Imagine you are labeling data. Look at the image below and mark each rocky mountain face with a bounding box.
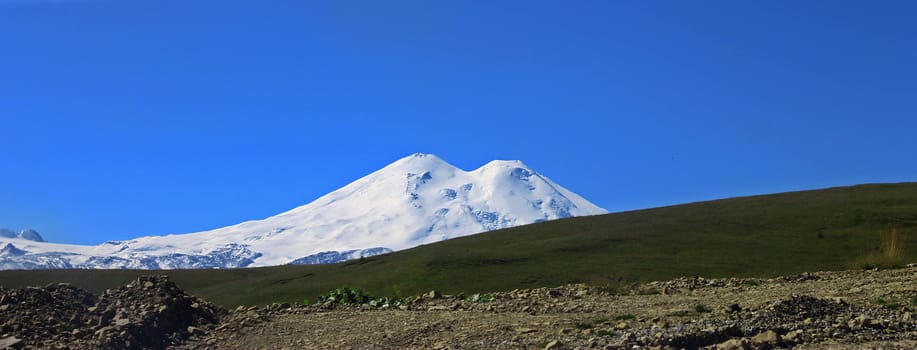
[0,154,606,269]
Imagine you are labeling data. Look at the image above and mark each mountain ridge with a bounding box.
[0,153,606,269]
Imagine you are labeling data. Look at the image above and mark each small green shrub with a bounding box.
[316,287,374,305]
[468,293,494,303]
[694,304,712,313]
[368,296,404,308]
[742,280,761,287]
[593,318,610,324]
[574,322,593,330]
[314,287,404,308]
[614,314,636,321]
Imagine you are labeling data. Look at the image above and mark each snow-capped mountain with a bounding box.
[0,229,44,242]
[0,153,607,269]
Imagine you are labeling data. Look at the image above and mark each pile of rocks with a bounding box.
[0,283,96,348]
[616,294,916,348]
[388,285,600,315]
[0,276,223,349]
[644,276,767,294]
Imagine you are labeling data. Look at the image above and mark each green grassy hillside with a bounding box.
[1,183,915,307]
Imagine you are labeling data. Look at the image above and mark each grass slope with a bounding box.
[1,183,915,307]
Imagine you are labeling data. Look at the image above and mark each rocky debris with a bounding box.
[3,267,916,349]
[0,336,22,349]
[0,282,96,347]
[89,276,223,349]
[608,294,917,349]
[177,266,915,350]
[543,339,562,349]
[725,303,743,313]
[779,272,821,282]
[0,275,223,349]
[384,284,599,315]
[424,290,442,299]
[645,276,765,295]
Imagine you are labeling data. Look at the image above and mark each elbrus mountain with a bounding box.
[0,154,606,269]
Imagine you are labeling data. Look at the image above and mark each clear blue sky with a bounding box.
[2,0,915,245]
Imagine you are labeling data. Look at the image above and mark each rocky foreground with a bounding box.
[1,267,915,350]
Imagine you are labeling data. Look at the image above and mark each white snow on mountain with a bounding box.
[0,229,44,242]
[0,153,607,269]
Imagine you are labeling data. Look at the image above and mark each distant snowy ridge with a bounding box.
[288,247,392,265]
[0,153,607,270]
[0,229,44,242]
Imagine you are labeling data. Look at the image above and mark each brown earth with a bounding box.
[176,266,916,350]
[1,266,915,350]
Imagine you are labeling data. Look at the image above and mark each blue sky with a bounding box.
[2,0,915,245]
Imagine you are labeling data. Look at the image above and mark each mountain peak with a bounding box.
[389,154,533,174]
[0,228,44,242]
[0,154,607,269]
[19,229,45,242]
[408,152,436,158]
[479,159,530,170]
[382,153,459,174]
[392,153,446,165]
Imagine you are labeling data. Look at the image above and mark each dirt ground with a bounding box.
[176,266,916,350]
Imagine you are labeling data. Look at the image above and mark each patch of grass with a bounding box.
[593,318,610,325]
[390,284,403,298]
[669,304,712,317]
[874,298,902,310]
[742,279,761,287]
[596,330,617,337]
[668,310,693,317]
[856,225,908,269]
[614,314,636,321]
[0,183,915,307]
[574,322,594,330]
[694,304,713,314]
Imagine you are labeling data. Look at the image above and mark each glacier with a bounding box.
[0,153,607,269]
